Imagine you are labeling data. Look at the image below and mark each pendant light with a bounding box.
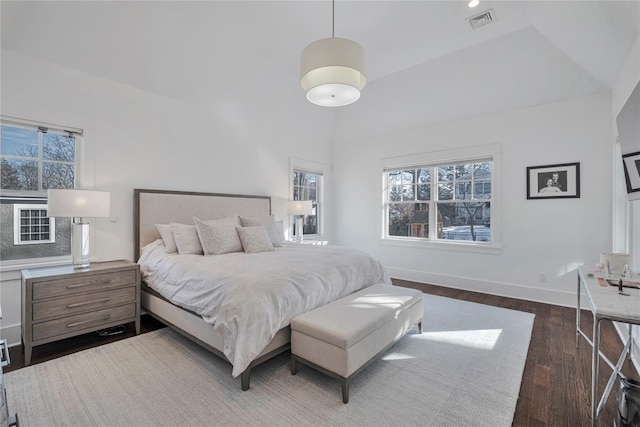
[300,0,366,107]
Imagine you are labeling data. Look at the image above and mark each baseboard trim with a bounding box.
[1,324,21,348]
[387,266,581,308]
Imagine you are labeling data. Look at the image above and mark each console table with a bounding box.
[576,266,640,426]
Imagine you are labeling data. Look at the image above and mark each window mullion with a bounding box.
[429,166,437,240]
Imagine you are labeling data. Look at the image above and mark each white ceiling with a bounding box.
[1,1,639,112]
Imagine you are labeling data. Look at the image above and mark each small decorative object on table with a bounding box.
[600,252,631,276]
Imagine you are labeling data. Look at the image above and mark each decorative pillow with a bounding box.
[170,223,203,255]
[236,226,275,254]
[194,214,241,228]
[240,216,284,247]
[194,217,243,255]
[239,215,274,227]
[155,223,177,253]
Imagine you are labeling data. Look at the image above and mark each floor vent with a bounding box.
[467,8,496,29]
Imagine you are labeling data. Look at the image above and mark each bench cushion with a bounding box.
[291,284,422,349]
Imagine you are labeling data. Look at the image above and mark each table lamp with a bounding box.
[287,200,313,243]
[47,189,111,268]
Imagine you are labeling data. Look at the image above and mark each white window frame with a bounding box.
[380,143,502,254]
[289,157,327,239]
[13,203,56,245]
[1,116,82,197]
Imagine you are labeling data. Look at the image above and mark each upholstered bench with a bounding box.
[290,284,423,403]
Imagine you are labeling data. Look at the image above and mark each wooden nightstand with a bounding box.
[21,260,140,366]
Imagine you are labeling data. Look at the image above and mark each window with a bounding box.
[382,144,500,250]
[1,121,78,195]
[0,117,81,261]
[292,169,321,236]
[13,204,56,244]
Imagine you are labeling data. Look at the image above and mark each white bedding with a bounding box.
[138,240,390,377]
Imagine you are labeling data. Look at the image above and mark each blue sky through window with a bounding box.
[1,125,38,157]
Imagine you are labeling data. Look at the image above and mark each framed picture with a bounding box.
[622,151,640,194]
[526,162,580,199]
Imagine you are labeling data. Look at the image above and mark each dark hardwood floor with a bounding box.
[6,279,635,426]
[394,279,635,427]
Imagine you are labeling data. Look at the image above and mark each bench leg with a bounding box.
[241,367,251,391]
[342,378,349,404]
[291,356,298,375]
[418,321,423,334]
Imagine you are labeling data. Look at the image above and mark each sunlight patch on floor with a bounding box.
[414,329,502,350]
[381,352,415,361]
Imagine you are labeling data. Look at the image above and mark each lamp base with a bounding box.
[72,221,90,268]
[295,216,304,243]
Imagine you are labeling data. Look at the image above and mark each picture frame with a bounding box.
[622,151,640,194]
[526,162,580,199]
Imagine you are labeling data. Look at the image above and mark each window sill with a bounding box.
[0,255,72,273]
[379,237,502,254]
[285,239,328,246]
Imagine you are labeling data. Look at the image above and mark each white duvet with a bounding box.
[138,240,390,377]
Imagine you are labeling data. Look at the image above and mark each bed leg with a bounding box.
[240,368,251,391]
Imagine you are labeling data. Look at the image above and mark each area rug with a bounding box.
[5,294,534,426]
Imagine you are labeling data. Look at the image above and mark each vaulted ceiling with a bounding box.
[2,1,639,114]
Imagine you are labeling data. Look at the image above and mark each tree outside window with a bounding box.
[292,169,320,236]
[385,161,492,244]
[1,125,76,193]
[1,120,79,261]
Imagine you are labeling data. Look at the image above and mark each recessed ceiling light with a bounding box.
[469,0,480,8]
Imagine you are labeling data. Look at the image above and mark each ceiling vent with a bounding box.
[467,8,496,29]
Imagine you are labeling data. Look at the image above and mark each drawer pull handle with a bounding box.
[67,298,112,308]
[0,338,10,368]
[67,280,111,289]
[67,315,111,328]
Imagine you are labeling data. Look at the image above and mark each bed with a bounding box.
[134,188,389,390]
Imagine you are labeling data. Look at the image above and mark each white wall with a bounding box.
[331,91,612,307]
[0,49,335,344]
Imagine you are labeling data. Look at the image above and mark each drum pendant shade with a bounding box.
[300,37,366,107]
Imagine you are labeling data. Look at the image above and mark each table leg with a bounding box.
[592,315,601,427]
[577,272,581,348]
[629,324,634,362]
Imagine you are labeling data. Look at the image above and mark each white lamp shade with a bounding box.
[287,200,313,216]
[47,189,111,218]
[300,37,366,107]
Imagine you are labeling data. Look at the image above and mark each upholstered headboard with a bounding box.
[133,189,271,260]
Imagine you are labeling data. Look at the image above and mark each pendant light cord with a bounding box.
[332,0,335,38]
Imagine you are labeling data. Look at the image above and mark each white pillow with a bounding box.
[155,223,177,253]
[237,226,275,254]
[194,217,243,255]
[240,216,284,247]
[170,223,203,255]
[266,221,285,247]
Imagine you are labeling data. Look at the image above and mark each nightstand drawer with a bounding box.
[32,270,137,300]
[32,286,137,322]
[32,303,136,341]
